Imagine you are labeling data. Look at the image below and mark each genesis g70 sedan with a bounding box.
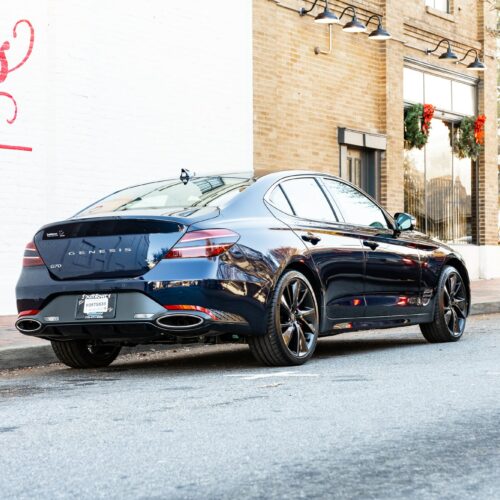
[15,170,470,368]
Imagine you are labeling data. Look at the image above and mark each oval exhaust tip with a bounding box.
[16,318,43,334]
[156,314,204,329]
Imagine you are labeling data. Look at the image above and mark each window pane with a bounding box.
[434,0,448,12]
[452,81,476,115]
[404,68,424,103]
[425,0,448,11]
[425,74,452,111]
[453,153,473,244]
[268,186,293,215]
[425,119,453,243]
[404,148,426,232]
[323,180,388,229]
[281,178,336,222]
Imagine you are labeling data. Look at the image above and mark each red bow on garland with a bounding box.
[474,114,486,145]
[421,104,435,135]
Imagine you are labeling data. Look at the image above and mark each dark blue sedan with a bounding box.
[15,170,470,368]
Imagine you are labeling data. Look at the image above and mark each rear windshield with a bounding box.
[77,176,253,216]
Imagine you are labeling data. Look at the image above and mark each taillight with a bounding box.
[23,241,44,267]
[165,229,240,259]
[18,309,40,317]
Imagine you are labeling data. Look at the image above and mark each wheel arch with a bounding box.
[444,256,471,314]
[280,260,324,316]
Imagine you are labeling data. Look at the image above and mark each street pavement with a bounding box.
[0,314,499,499]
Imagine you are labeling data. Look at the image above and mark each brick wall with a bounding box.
[254,0,498,239]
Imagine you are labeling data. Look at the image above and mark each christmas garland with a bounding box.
[453,114,486,160]
[404,104,435,150]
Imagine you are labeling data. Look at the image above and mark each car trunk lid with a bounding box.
[34,208,218,280]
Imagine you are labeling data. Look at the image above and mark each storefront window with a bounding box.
[404,119,475,244]
[404,66,477,245]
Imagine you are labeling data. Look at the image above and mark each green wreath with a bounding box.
[453,116,483,160]
[404,104,432,150]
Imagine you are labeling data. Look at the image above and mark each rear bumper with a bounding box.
[15,292,252,342]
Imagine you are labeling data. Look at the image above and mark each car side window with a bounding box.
[323,179,388,229]
[268,185,294,215]
[280,178,337,222]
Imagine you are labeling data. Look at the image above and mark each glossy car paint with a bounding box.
[15,171,470,344]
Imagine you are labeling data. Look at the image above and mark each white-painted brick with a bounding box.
[0,0,254,314]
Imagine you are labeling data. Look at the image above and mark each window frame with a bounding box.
[318,176,394,230]
[265,174,395,230]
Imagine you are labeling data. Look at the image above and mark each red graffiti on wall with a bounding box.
[0,19,34,151]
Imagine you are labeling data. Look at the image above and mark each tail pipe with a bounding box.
[16,318,43,334]
[156,314,205,330]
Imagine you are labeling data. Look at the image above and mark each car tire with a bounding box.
[51,340,122,369]
[249,270,320,366]
[420,265,468,343]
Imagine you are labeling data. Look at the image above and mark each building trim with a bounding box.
[404,56,479,85]
[338,128,387,151]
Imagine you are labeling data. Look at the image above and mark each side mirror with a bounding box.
[394,212,416,232]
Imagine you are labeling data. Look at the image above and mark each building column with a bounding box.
[477,0,498,245]
[380,0,405,215]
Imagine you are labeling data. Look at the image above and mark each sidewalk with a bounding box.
[1,279,499,370]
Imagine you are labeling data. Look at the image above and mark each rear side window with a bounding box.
[323,179,388,229]
[268,186,294,215]
[280,178,337,222]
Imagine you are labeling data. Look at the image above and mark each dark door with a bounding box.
[321,178,422,318]
[272,177,365,320]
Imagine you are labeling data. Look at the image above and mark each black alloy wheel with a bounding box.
[420,266,468,343]
[249,270,320,366]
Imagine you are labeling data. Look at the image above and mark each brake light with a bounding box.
[165,229,240,259]
[164,305,217,320]
[18,309,40,317]
[23,241,44,267]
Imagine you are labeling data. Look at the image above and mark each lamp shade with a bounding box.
[368,25,392,40]
[439,47,458,61]
[343,16,366,33]
[315,8,340,24]
[467,56,486,71]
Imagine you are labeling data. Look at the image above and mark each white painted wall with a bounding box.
[0,0,253,314]
[452,245,500,281]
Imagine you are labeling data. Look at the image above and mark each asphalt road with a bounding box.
[1,314,499,500]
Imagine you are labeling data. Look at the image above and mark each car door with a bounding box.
[269,176,365,320]
[321,178,423,318]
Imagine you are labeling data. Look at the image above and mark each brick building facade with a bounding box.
[254,0,498,278]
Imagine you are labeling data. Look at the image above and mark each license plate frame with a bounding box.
[75,293,117,320]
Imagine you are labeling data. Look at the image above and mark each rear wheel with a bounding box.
[249,270,320,366]
[51,340,122,368]
[420,266,468,343]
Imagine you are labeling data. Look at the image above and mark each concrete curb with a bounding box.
[0,344,179,371]
[470,302,500,316]
[1,304,499,371]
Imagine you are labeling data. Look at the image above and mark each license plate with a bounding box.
[76,294,117,320]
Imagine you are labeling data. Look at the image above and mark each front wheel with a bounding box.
[249,270,320,366]
[420,266,468,343]
[51,340,122,369]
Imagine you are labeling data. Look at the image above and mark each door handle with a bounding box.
[363,240,379,250]
[302,233,321,245]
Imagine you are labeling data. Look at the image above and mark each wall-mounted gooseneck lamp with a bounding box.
[366,15,392,41]
[458,48,486,72]
[299,0,339,24]
[299,1,391,55]
[340,6,366,33]
[426,39,486,71]
[426,38,458,61]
